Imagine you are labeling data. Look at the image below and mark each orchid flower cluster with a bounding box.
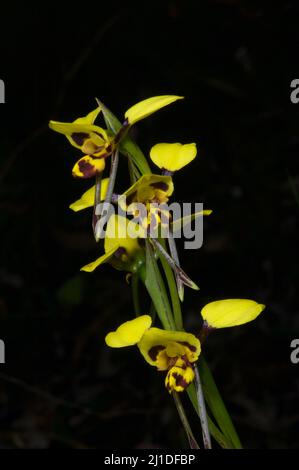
[49,96,265,449]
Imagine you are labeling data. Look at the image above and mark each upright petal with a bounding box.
[201,299,265,329]
[124,95,183,125]
[150,143,197,172]
[105,315,152,348]
[74,107,102,126]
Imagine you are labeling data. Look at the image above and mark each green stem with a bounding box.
[150,237,199,292]
[138,242,175,330]
[92,172,102,240]
[98,99,151,176]
[168,232,184,302]
[173,392,200,449]
[131,274,141,316]
[187,382,233,449]
[194,366,212,449]
[159,238,183,330]
[103,149,119,208]
[198,357,242,449]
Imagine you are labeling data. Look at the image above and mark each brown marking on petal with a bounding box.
[168,357,179,368]
[148,345,165,361]
[71,132,89,146]
[178,358,188,369]
[92,146,105,157]
[172,372,189,389]
[77,159,96,178]
[179,341,197,352]
[150,182,169,192]
[94,131,106,140]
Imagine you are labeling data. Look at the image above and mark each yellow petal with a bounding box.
[165,364,195,393]
[80,247,118,272]
[201,299,265,329]
[123,174,174,203]
[150,143,197,172]
[49,121,88,149]
[69,178,109,212]
[49,107,109,151]
[74,107,102,126]
[138,328,201,367]
[171,209,213,234]
[105,315,152,348]
[104,215,142,257]
[72,155,105,179]
[124,95,183,125]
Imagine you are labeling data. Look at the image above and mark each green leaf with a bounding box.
[158,238,183,330]
[187,382,234,449]
[120,136,151,176]
[97,99,151,176]
[138,240,175,331]
[198,357,242,449]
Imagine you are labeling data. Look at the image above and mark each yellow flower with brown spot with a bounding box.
[120,174,174,232]
[105,316,201,393]
[81,214,144,273]
[49,96,183,178]
[49,107,114,178]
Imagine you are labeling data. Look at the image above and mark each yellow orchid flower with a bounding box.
[69,178,110,212]
[201,299,265,329]
[81,215,144,273]
[49,107,114,178]
[119,173,201,297]
[105,315,201,393]
[120,174,174,231]
[150,143,197,172]
[123,174,174,203]
[49,96,183,178]
[124,95,183,125]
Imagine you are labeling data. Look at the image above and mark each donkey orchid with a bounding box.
[105,315,201,393]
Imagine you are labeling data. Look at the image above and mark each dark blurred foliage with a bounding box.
[0,0,299,449]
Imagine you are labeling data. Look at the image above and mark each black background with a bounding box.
[0,1,298,449]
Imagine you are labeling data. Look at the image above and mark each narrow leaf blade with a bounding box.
[198,357,242,449]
